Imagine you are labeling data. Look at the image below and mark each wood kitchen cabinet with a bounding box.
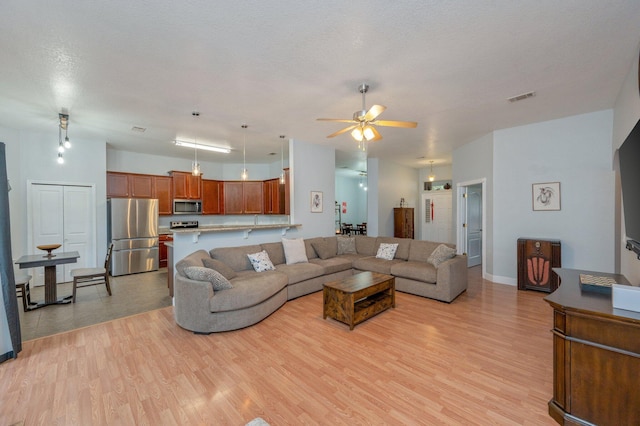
[129,174,153,198]
[171,171,202,200]
[153,176,173,215]
[394,208,414,238]
[284,168,290,215]
[158,234,173,268]
[107,172,130,198]
[202,179,224,214]
[263,178,284,214]
[224,181,263,214]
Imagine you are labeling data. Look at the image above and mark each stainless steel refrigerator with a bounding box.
[107,198,159,276]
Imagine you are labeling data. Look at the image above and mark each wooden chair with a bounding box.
[357,223,367,236]
[70,243,113,303]
[15,274,36,312]
[341,223,353,236]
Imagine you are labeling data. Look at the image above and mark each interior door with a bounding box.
[30,183,95,284]
[466,184,483,267]
[421,192,453,243]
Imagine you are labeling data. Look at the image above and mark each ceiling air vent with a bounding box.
[507,91,536,103]
[131,126,146,132]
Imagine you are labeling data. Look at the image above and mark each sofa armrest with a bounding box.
[174,274,215,332]
[435,255,468,302]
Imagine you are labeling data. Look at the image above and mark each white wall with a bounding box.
[613,48,640,284]
[335,175,367,230]
[492,110,615,283]
[453,132,494,272]
[370,158,419,237]
[107,148,285,181]
[2,127,108,265]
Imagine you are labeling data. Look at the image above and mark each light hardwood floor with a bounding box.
[1,267,557,425]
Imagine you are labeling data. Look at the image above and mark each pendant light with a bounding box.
[428,161,435,182]
[191,111,201,176]
[279,135,286,184]
[241,124,248,180]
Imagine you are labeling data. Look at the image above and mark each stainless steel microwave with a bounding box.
[173,199,202,215]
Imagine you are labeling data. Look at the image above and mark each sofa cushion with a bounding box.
[309,256,353,274]
[275,262,325,284]
[209,271,288,313]
[428,244,457,267]
[355,235,377,256]
[211,245,263,272]
[352,256,405,275]
[311,238,337,259]
[337,236,356,254]
[183,266,234,291]
[201,257,237,280]
[376,243,398,260]
[304,237,322,259]
[261,242,286,266]
[247,250,276,272]
[176,250,212,276]
[282,238,309,265]
[408,240,442,262]
[390,261,437,284]
[376,237,411,260]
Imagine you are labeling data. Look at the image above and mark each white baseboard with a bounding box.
[485,273,517,286]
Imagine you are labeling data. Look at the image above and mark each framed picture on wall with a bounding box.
[532,182,561,211]
[311,191,323,213]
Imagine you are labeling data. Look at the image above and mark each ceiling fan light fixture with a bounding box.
[351,127,364,142]
[363,125,376,141]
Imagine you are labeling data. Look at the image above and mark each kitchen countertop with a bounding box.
[160,223,300,234]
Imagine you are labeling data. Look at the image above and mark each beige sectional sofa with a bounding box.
[174,235,468,334]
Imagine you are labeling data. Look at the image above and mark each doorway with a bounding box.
[27,182,96,285]
[456,179,486,276]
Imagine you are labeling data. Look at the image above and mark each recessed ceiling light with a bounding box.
[268,152,277,156]
[131,126,146,132]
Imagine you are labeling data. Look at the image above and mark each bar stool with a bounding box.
[15,274,36,312]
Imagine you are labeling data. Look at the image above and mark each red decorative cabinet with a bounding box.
[517,238,561,292]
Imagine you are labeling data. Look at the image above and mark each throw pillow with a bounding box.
[376,243,399,260]
[282,238,309,265]
[247,250,276,272]
[202,257,237,280]
[311,240,336,260]
[428,244,457,267]
[337,236,357,254]
[183,266,233,291]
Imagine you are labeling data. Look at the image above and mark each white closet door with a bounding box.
[30,184,95,285]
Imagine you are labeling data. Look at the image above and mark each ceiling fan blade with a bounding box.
[327,125,358,138]
[373,120,418,128]
[316,118,356,123]
[364,105,386,122]
[368,126,383,141]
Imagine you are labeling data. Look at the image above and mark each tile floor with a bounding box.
[17,268,172,341]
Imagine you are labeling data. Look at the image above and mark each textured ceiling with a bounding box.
[1,1,639,174]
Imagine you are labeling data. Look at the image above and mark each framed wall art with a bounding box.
[532,182,560,211]
[311,191,323,213]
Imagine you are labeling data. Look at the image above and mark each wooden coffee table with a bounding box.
[323,271,395,330]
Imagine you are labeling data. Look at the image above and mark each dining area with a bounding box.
[340,222,367,236]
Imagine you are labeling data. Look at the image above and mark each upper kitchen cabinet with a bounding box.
[284,168,290,215]
[224,181,263,214]
[153,176,173,215]
[129,174,154,198]
[202,179,224,215]
[263,178,284,214]
[107,172,130,198]
[171,171,202,200]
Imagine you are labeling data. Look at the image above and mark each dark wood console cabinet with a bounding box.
[544,268,639,425]
[517,238,561,292]
[394,208,414,239]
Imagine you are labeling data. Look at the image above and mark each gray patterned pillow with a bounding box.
[337,236,356,254]
[247,250,276,272]
[427,244,457,267]
[183,266,234,291]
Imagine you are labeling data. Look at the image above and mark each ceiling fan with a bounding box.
[317,83,418,142]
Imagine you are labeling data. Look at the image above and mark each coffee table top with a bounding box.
[324,271,394,293]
